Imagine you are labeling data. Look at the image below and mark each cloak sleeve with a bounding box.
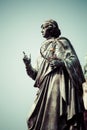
[59,37,85,94]
[26,63,37,80]
[26,54,43,80]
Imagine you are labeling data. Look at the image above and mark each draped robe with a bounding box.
[27,37,85,130]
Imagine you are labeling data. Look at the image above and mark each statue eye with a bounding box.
[44,25,49,29]
[41,23,52,30]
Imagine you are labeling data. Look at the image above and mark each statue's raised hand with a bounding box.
[23,51,31,66]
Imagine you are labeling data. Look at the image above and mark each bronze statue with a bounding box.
[23,19,86,130]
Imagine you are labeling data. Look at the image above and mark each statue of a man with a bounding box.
[23,19,86,130]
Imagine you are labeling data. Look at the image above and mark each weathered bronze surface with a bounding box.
[23,19,86,130]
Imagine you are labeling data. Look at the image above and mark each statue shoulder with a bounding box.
[56,37,72,50]
[56,37,76,54]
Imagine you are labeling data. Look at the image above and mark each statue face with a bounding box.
[41,22,53,38]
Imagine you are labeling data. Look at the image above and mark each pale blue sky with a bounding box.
[0,0,87,130]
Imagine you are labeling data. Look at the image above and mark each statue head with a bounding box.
[41,19,61,39]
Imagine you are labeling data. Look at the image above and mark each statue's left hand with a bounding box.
[49,59,64,69]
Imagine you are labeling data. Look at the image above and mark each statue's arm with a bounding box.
[60,38,85,87]
[25,63,37,80]
[23,52,37,80]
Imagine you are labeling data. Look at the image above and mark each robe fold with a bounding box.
[27,37,85,130]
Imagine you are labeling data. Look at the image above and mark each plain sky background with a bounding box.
[0,0,87,130]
